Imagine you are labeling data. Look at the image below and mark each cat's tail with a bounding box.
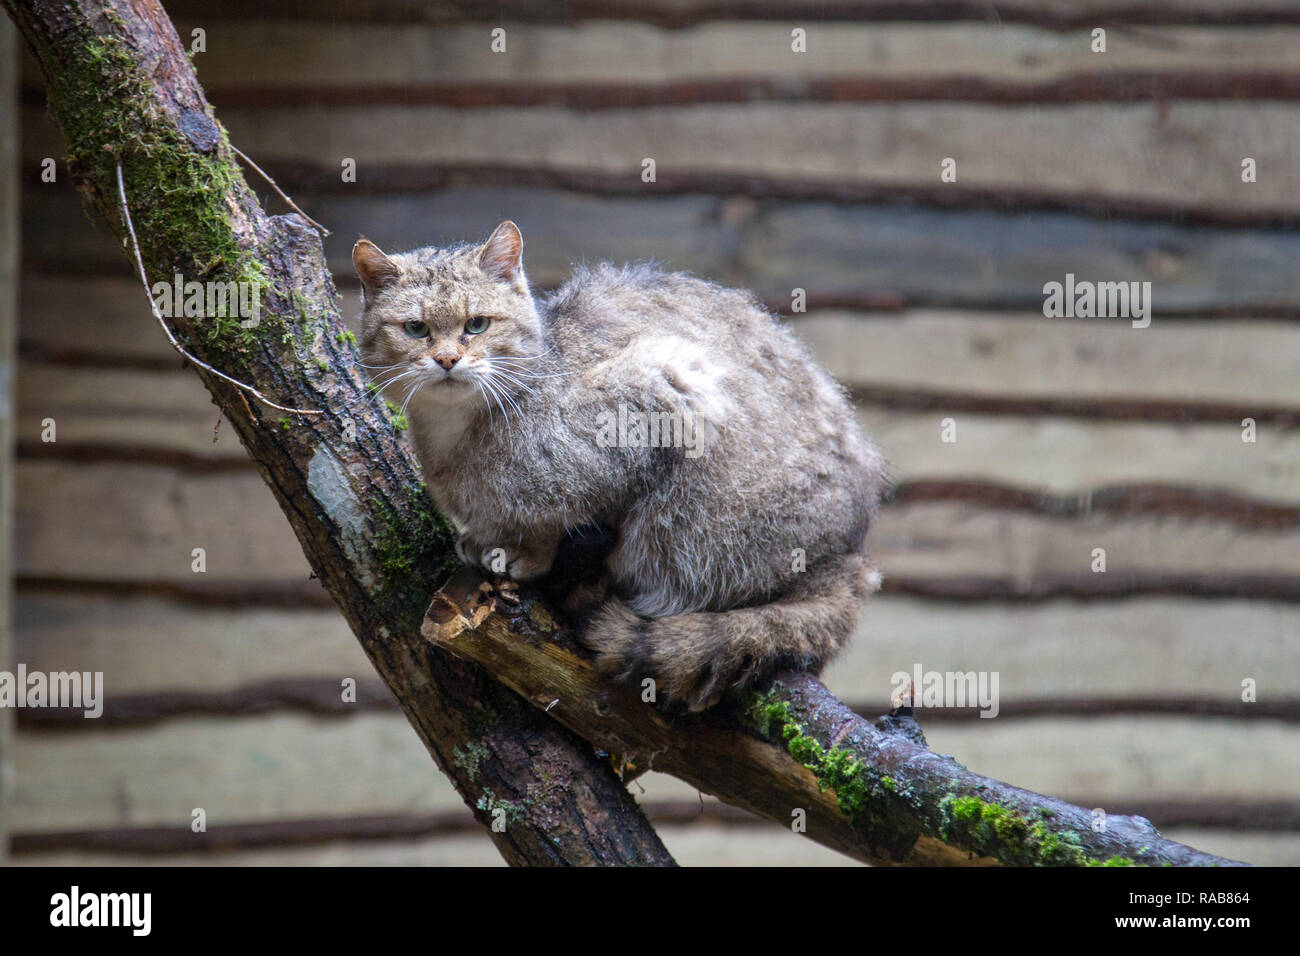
[581,552,880,711]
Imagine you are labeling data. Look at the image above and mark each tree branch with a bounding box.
[427,568,1246,867]
[5,0,673,866]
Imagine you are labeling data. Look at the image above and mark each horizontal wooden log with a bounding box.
[743,198,1300,311]
[12,811,491,852]
[15,461,314,582]
[20,22,1300,106]
[14,592,1300,718]
[5,816,859,865]
[19,359,1300,508]
[22,446,1300,529]
[15,798,1300,853]
[881,572,1300,602]
[14,803,864,867]
[794,311,1300,409]
[12,822,1300,867]
[11,712,471,832]
[18,363,228,457]
[1158,830,1300,867]
[923,717,1300,807]
[26,185,1300,313]
[14,575,334,607]
[17,682,1300,727]
[21,322,1300,440]
[833,595,1300,707]
[40,569,1289,606]
[15,592,366,695]
[25,99,1300,222]
[10,831,584,866]
[24,274,1300,407]
[18,460,1300,589]
[14,707,1296,835]
[19,332,1300,513]
[20,590,1300,699]
[184,72,1300,110]
[854,386,1300,428]
[14,796,1300,845]
[871,499,1300,579]
[886,482,1300,530]
[152,1,1300,30]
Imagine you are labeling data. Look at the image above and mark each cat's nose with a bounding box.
[434,352,460,370]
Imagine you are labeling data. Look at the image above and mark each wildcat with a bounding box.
[354,221,887,710]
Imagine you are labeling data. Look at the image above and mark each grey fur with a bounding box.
[355,222,887,710]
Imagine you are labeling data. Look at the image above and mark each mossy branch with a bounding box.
[4,0,674,866]
[427,568,1246,867]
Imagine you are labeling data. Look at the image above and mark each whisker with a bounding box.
[367,372,421,400]
[399,377,427,420]
[472,378,495,427]
[477,372,513,438]
[489,374,525,418]
[488,366,540,403]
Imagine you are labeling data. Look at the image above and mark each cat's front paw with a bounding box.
[456,534,555,582]
[500,546,556,582]
[453,533,487,569]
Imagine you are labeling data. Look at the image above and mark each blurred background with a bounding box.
[2,1,1299,865]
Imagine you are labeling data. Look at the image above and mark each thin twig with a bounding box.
[115,162,322,416]
[230,144,331,236]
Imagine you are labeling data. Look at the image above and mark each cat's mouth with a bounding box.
[413,369,476,405]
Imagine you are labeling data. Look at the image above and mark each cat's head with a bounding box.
[353,221,545,411]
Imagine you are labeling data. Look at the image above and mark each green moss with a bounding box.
[749,690,918,858]
[452,741,490,784]
[754,690,1150,866]
[337,330,358,346]
[475,788,525,825]
[939,794,1144,867]
[383,400,408,431]
[369,484,458,624]
[47,27,277,354]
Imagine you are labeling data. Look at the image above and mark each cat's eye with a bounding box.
[465,315,491,335]
[403,320,430,338]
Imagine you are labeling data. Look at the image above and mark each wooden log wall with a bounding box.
[1,11,17,866]
[10,1,1300,864]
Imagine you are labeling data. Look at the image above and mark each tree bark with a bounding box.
[427,568,1246,867]
[4,0,674,866]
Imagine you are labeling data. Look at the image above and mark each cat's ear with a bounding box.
[479,221,527,290]
[352,239,400,299]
